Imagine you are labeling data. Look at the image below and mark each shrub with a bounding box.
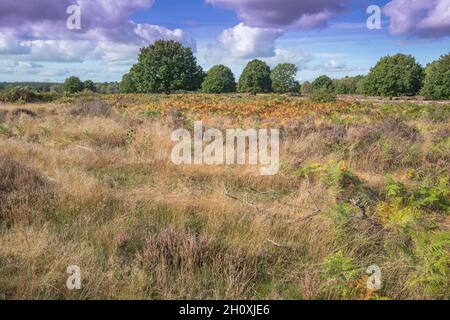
[126,40,204,93]
[237,59,272,94]
[0,87,38,103]
[300,81,312,95]
[333,76,365,94]
[310,88,336,103]
[70,99,113,117]
[0,153,57,224]
[312,75,334,92]
[270,63,300,93]
[63,76,84,93]
[119,73,137,93]
[421,53,450,100]
[362,54,424,97]
[83,80,96,92]
[202,64,236,93]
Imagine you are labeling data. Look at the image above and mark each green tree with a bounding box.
[421,53,450,100]
[271,63,300,93]
[300,81,312,95]
[63,76,84,93]
[312,75,334,92]
[237,59,272,94]
[202,65,236,93]
[83,80,96,92]
[362,54,424,97]
[333,75,365,94]
[120,73,137,93]
[127,40,204,93]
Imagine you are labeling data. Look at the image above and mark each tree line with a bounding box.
[118,40,449,100]
[1,40,449,101]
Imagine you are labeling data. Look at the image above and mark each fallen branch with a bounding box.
[266,238,293,249]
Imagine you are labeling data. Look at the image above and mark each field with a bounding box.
[0,94,449,300]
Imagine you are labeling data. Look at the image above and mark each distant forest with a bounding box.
[0,82,120,94]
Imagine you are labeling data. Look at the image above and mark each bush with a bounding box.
[63,76,84,93]
[312,75,334,92]
[202,65,236,93]
[310,88,336,103]
[237,59,272,94]
[270,63,300,93]
[83,80,96,92]
[0,87,38,103]
[126,40,204,93]
[119,73,137,93]
[70,99,113,117]
[421,53,450,100]
[0,153,57,224]
[362,54,424,97]
[300,81,312,95]
[310,75,335,102]
[333,76,365,94]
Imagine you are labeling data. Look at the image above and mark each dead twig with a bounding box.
[266,238,293,249]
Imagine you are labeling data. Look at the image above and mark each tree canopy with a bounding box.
[63,76,84,93]
[362,54,424,97]
[125,40,204,94]
[421,53,450,100]
[202,65,236,93]
[271,63,300,93]
[237,59,272,94]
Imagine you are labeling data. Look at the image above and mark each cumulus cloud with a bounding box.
[216,23,283,59]
[0,0,195,65]
[206,0,348,29]
[383,0,450,38]
[205,0,349,62]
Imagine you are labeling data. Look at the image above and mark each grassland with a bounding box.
[0,94,449,300]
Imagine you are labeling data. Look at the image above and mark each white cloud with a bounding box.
[206,23,283,62]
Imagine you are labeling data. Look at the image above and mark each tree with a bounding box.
[83,80,96,92]
[421,53,450,100]
[126,40,204,93]
[202,65,236,93]
[63,76,84,93]
[300,81,312,95]
[333,76,365,94]
[237,59,272,94]
[120,73,137,93]
[312,75,334,92]
[310,75,336,102]
[271,63,300,93]
[362,54,424,97]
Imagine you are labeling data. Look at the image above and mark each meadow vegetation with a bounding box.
[0,93,448,299]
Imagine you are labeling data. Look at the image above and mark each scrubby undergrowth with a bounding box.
[0,94,448,300]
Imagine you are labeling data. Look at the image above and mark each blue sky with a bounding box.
[0,0,448,83]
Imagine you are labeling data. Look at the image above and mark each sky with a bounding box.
[0,0,449,83]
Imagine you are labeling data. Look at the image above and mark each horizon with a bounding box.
[0,0,449,83]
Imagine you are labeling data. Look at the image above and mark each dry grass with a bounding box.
[0,94,448,300]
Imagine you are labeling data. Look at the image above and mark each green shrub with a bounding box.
[0,87,38,103]
[362,54,424,97]
[310,75,335,102]
[300,81,312,95]
[237,59,272,94]
[333,76,365,94]
[202,65,236,93]
[410,232,450,298]
[83,80,96,92]
[312,75,334,92]
[421,53,450,100]
[119,72,137,93]
[310,88,336,103]
[63,76,84,93]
